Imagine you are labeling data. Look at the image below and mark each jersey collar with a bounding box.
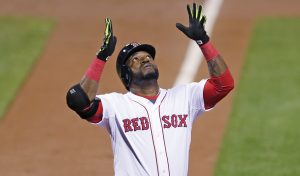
[126,88,167,108]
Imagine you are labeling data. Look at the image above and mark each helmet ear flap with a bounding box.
[120,65,132,90]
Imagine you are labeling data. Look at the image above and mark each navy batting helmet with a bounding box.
[116,42,156,90]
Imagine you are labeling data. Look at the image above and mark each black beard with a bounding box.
[132,67,159,81]
[143,68,159,80]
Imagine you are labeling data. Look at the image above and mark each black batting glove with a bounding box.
[96,18,117,61]
[176,3,209,45]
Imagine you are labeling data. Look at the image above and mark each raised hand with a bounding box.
[96,18,117,61]
[176,3,209,45]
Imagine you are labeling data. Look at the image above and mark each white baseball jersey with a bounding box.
[95,79,209,176]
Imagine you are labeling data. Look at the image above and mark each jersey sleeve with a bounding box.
[94,94,116,129]
[187,79,209,122]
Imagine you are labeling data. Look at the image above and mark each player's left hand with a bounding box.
[176,3,209,45]
[96,18,117,61]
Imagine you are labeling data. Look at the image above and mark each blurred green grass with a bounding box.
[214,18,300,176]
[0,16,54,119]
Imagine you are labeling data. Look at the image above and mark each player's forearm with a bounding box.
[207,56,227,77]
[80,76,99,101]
[66,58,105,122]
[200,41,227,77]
[80,58,106,101]
[200,41,234,109]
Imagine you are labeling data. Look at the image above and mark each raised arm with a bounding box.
[81,18,116,99]
[176,3,234,109]
[66,18,117,122]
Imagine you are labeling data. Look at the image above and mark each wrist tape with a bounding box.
[85,58,105,81]
[200,41,219,62]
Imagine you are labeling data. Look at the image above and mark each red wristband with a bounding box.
[200,41,219,62]
[84,58,105,81]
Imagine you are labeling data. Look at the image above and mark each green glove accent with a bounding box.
[96,18,117,61]
[176,3,209,45]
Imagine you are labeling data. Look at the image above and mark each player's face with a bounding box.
[126,51,159,81]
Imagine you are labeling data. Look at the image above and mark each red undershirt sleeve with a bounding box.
[199,41,234,110]
[86,101,103,123]
[203,68,234,109]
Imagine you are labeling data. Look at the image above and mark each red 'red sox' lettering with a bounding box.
[178,114,188,127]
[162,114,188,128]
[123,117,149,132]
[140,117,149,130]
[162,115,171,128]
[131,118,141,131]
[123,119,133,132]
[123,114,188,132]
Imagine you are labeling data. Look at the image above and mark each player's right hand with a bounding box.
[96,18,117,61]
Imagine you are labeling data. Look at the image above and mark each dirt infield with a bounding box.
[0,0,299,175]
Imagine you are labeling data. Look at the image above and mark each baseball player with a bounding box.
[66,3,234,176]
